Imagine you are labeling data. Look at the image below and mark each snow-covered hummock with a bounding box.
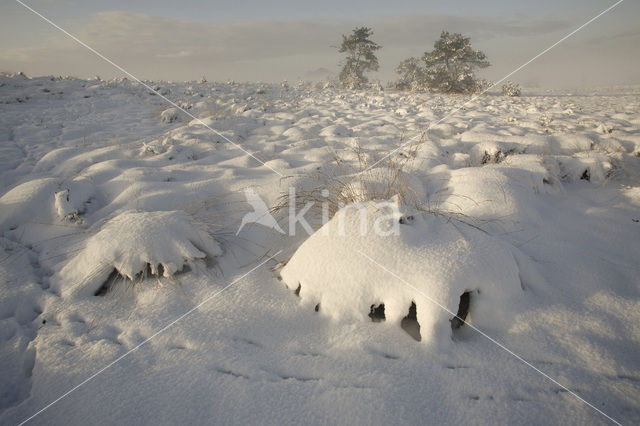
[160,108,180,123]
[56,210,222,298]
[281,199,529,343]
[53,188,87,224]
[53,189,74,218]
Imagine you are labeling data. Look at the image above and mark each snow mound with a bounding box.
[319,124,352,138]
[280,200,527,344]
[432,156,558,232]
[53,178,95,223]
[160,108,180,123]
[57,210,222,298]
[0,178,58,231]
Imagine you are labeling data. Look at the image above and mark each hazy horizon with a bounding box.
[1,0,639,88]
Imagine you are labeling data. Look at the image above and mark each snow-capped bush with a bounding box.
[394,57,425,91]
[550,153,612,184]
[501,81,521,97]
[160,107,180,123]
[280,200,529,343]
[473,78,493,94]
[54,189,83,224]
[57,210,222,298]
[316,78,338,90]
[140,139,167,155]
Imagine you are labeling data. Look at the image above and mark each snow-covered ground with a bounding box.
[1,73,639,425]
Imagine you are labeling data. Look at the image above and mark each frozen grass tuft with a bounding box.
[271,138,428,224]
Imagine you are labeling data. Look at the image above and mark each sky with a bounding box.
[1,0,639,88]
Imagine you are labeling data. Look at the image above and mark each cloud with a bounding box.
[1,10,637,86]
[76,11,340,64]
[374,14,570,47]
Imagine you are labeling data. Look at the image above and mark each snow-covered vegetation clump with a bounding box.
[280,199,534,343]
[502,81,522,97]
[57,210,222,299]
[160,107,180,123]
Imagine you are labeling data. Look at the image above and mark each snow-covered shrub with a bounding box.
[160,108,179,123]
[56,210,222,298]
[140,139,166,156]
[549,153,612,184]
[280,199,530,343]
[54,189,83,224]
[394,57,425,91]
[538,113,553,128]
[316,78,338,90]
[473,78,493,94]
[501,81,521,97]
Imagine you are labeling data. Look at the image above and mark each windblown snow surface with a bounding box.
[1,73,640,425]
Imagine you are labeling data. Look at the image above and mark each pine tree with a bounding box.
[421,31,490,93]
[338,27,381,90]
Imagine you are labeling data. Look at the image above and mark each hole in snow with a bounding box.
[93,269,120,296]
[451,291,471,330]
[399,215,414,225]
[368,304,386,322]
[294,283,301,297]
[400,302,421,341]
[314,303,320,312]
[138,263,154,279]
[580,169,590,181]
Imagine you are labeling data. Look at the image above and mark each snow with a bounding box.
[57,210,222,299]
[0,73,639,424]
[160,108,180,123]
[280,199,530,343]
